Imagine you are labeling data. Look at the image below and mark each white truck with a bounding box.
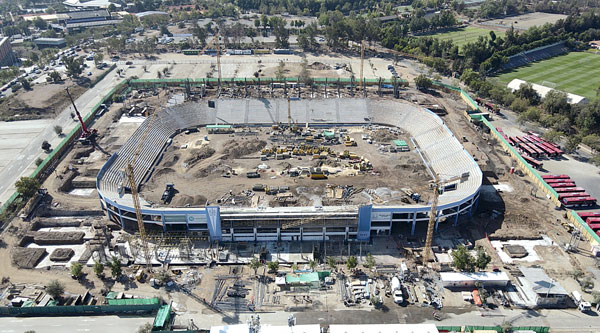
[572,291,592,312]
[391,276,404,304]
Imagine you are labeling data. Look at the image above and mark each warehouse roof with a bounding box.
[519,267,568,296]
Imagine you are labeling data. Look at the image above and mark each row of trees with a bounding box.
[248,254,375,275]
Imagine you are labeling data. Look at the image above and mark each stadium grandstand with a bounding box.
[501,41,570,71]
[507,79,588,104]
[96,99,482,242]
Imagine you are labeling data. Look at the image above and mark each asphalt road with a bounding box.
[0,315,153,333]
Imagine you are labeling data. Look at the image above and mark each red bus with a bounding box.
[542,174,570,180]
[559,192,589,200]
[545,178,572,183]
[519,143,538,158]
[484,102,495,110]
[522,155,543,169]
[586,217,600,225]
[587,223,600,231]
[526,135,542,143]
[540,142,561,156]
[535,143,557,157]
[562,196,597,208]
[527,143,545,157]
[496,127,503,133]
[513,136,525,144]
[508,137,517,146]
[554,187,586,193]
[579,211,600,219]
[550,182,577,188]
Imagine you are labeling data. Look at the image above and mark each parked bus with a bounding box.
[578,211,600,219]
[562,196,597,208]
[542,174,570,180]
[536,143,557,157]
[522,154,542,169]
[550,182,577,188]
[554,187,586,193]
[586,217,600,225]
[559,192,589,200]
[545,178,572,183]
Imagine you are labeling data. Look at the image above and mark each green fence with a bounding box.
[0,303,159,316]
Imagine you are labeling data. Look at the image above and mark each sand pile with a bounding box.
[223,139,266,158]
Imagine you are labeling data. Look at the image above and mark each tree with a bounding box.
[157,71,162,79]
[65,56,83,77]
[34,158,43,166]
[474,246,491,270]
[54,125,63,136]
[414,74,432,91]
[156,270,170,284]
[142,65,147,72]
[249,257,262,275]
[371,295,383,308]
[41,140,51,152]
[346,256,358,270]
[291,263,299,271]
[510,97,529,114]
[192,24,207,47]
[19,78,31,90]
[267,261,279,273]
[94,53,104,66]
[275,61,286,81]
[581,277,595,292]
[542,90,570,116]
[592,291,600,305]
[451,244,475,272]
[71,262,83,279]
[327,257,337,270]
[299,58,312,85]
[515,83,540,105]
[309,260,317,271]
[269,16,289,48]
[46,280,64,300]
[33,17,47,30]
[110,257,122,278]
[93,261,104,278]
[15,177,40,199]
[49,71,61,82]
[364,253,375,269]
[565,136,582,153]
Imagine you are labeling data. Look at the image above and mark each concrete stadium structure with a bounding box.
[96,99,482,242]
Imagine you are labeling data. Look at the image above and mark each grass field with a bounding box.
[495,52,600,99]
[419,26,503,49]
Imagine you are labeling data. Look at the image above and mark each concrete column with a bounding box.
[453,209,459,226]
[161,214,166,232]
[116,208,125,230]
[410,213,417,236]
[253,227,257,242]
[323,227,326,242]
[434,211,441,232]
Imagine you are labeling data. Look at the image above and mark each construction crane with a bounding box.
[359,40,365,91]
[66,87,97,144]
[124,111,161,270]
[422,173,466,263]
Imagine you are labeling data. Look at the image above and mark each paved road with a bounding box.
[0,65,143,208]
[0,315,153,333]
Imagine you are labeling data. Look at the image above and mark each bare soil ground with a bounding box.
[141,125,432,208]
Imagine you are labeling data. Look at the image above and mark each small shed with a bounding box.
[440,271,510,288]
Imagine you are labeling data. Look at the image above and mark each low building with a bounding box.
[518,267,569,308]
[58,9,122,31]
[440,271,510,289]
[507,78,588,105]
[0,37,16,66]
[283,271,330,289]
[34,37,66,48]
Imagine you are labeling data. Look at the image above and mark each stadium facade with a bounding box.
[96,99,482,242]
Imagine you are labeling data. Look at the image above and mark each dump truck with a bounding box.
[161,183,175,203]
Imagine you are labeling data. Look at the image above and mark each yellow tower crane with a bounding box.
[124,111,160,270]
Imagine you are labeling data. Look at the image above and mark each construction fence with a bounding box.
[0,302,159,316]
[433,81,599,246]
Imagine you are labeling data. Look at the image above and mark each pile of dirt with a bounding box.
[172,194,207,207]
[12,248,47,269]
[184,146,216,166]
[193,163,232,178]
[162,154,180,168]
[32,231,85,245]
[223,139,266,159]
[49,248,75,262]
[371,129,397,142]
[155,168,175,177]
[308,62,330,70]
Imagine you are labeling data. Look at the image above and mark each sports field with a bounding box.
[496,52,600,98]
[419,26,504,49]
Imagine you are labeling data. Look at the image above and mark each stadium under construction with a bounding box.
[96,98,482,242]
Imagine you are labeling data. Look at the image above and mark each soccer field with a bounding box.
[496,52,600,99]
[419,26,503,49]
